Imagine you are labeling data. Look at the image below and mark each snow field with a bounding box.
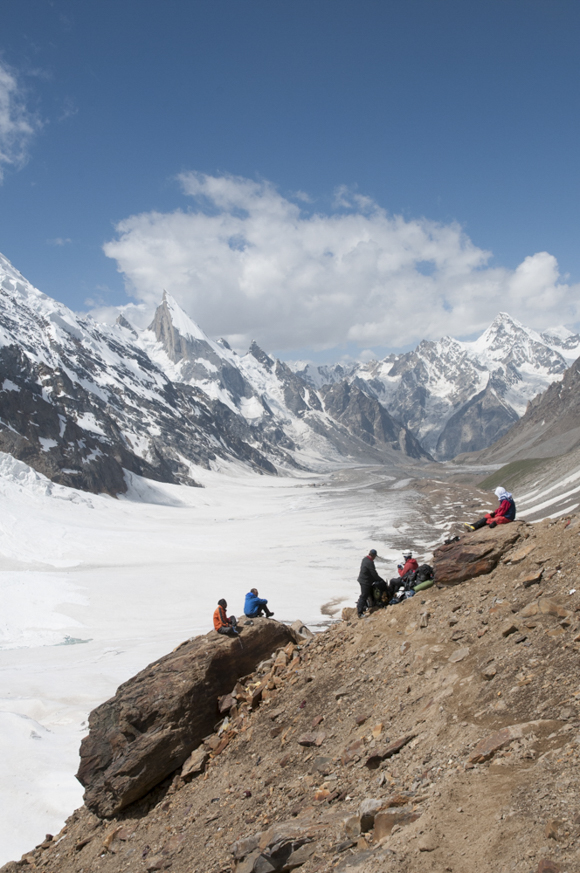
[0,455,415,863]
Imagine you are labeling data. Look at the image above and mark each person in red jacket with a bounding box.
[464,487,516,531]
[398,551,419,578]
[213,599,239,636]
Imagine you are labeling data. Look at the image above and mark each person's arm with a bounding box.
[495,499,510,519]
[370,562,384,583]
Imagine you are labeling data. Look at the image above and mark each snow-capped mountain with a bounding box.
[0,254,428,493]
[296,313,580,459]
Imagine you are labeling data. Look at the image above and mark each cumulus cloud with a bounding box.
[0,61,41,181]
[101,172,580,352]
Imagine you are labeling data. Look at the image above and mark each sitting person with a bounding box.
[464,487,516,531]
[244,588,274,618]
[213,599,239,636]
[397,551,418,579]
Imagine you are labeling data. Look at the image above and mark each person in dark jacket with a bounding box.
[213,599,239,636]
[464,487,516,531]
[357,549,385,617]
[244,588,274,618]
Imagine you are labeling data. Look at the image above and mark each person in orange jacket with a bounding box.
[213,599,239,636]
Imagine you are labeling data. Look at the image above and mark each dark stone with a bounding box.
[77,618,295,818]
[432,524,523,586]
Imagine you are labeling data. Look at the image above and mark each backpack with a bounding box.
[414,563,434,584]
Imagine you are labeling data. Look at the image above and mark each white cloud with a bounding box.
[47,237,71,246]
[0,61,41,182]
[101,172,580,352]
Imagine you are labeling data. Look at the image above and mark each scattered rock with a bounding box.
[537,860,561,873]
[417,835,439,852]
[448,647,469,663]
[482,666,497,680]
[343,815,360,840]
[290,620,314,640]
[374,810,421,839]
[521,601,539,617]
[500,621,519,637]
[506,542,537,564]
[520,568,543,588]
[359,798,387,832]
[312,756,333,775]
[545,819,562,840]
[433,525,521,586]
[297,732,326,747]
[365,734,416,769]
[539,599,571,619]
[181,747,209,781]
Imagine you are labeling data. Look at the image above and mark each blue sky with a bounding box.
[1,0,580,359]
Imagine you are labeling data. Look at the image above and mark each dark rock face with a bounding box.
[433,523,523,585]
[76,619,295,818]
[473,354,580,463]
[435,384,519,459]
[320,381,430,460]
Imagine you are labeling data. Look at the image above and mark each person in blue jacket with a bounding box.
[244,588,274,618]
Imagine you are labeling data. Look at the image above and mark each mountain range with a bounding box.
[1,251,578,494]
[294,314,580,459]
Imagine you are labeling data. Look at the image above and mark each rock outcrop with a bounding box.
[433,521,525,585]
[76,618,295,818]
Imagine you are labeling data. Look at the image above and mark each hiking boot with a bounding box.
[265,610,275,618]
[463,523,475,531]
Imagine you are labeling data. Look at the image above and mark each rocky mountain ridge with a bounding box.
[294,314,580,459]
[0,254,428,494]
[5,510,580,873]
[1,251,579,493]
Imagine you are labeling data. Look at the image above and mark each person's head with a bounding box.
[250,588,259,596]
[369,548,377,559]
[218,598,227,609]
[403,551,412,560]
[494,486,510,501]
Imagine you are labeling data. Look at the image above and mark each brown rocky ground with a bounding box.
[3,516,580,873]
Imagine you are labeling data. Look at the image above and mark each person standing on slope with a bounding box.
[357,549,385,617]
[464,487,516,531]
[244,588,274,618]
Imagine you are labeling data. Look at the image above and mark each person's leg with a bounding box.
[357,582,372,616]
[465,517,488,531]
[255,604,274,617]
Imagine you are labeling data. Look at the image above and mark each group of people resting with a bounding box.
[356,548,420,617]
[213,588,274,637]
[213,487,518,630]
[357,486,517,618]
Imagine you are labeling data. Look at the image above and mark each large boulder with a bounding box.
[433,522,525,585]
[77,618,295,818]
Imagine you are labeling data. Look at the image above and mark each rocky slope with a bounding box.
[470,356,580,466]
[295,313,580,459]
[7,514,580,873]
